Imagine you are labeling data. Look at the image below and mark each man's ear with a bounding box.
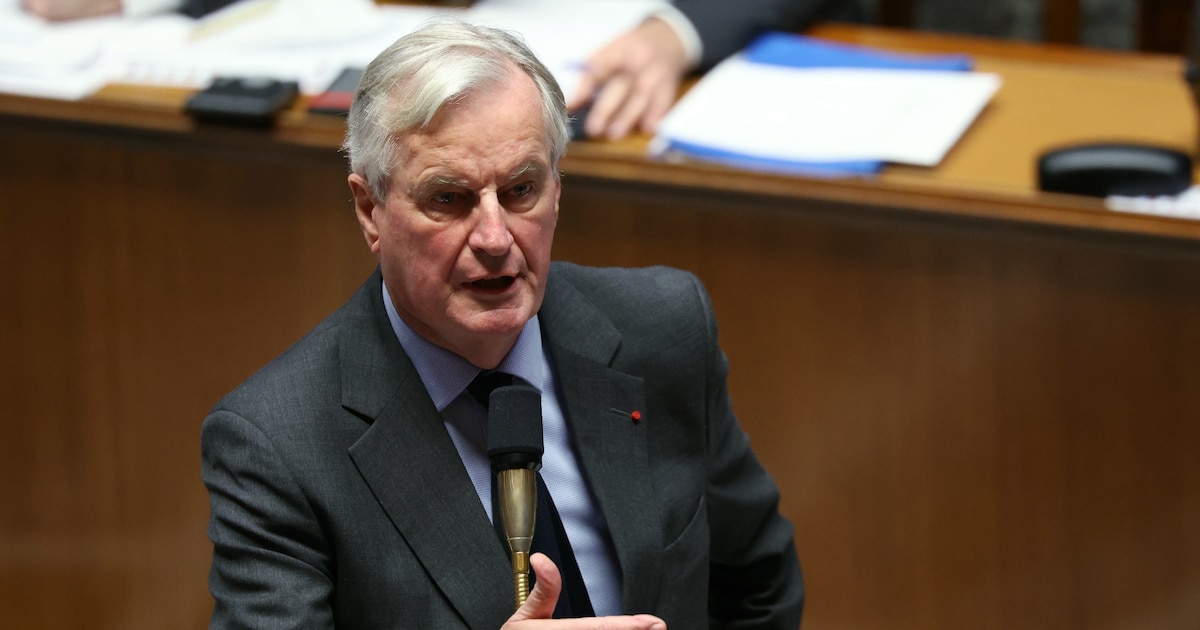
[348,173,382,254]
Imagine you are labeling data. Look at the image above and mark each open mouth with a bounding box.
[470,276,516,290]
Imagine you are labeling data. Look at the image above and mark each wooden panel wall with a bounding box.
[0,120,376,629]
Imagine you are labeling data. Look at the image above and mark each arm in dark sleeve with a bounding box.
[201,409,336,629]
[688,275,805,628]
[179,0,238,17]
[674,0,849,69]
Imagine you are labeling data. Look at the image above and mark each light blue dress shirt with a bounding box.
[381,282,622,616]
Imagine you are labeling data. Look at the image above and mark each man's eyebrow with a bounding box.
[506,161,549,183]
[410,175,469,199]
[409,160,549,198]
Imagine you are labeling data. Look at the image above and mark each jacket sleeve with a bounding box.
[673,0,840,69]
[201,408,337,629]
[179,0,239,18]
[689,274,805,629]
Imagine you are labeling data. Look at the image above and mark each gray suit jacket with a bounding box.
[202,262,803,629]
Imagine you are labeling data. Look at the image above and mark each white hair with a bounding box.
[343,20,571,201]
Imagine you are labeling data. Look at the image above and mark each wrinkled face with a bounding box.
[350,67,560,367]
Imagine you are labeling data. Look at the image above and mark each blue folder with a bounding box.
[660,32,975,176]
[743,32,973,73]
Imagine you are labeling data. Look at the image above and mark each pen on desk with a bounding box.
[188,0,278,42]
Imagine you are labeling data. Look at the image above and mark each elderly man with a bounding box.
[201,20,803,629]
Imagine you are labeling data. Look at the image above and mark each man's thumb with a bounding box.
[506,553,561,623]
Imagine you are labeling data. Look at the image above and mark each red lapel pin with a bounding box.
[609,408,643,423]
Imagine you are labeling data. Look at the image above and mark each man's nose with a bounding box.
[468,195,514,255]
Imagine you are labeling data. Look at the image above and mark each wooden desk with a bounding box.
[2,25,1198,630]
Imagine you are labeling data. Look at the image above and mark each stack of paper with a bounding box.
[0,0,665,100]
[651,32,1002,176]
[1107,185,1200,220]
[0,0,131,98]
[102,0,450,95]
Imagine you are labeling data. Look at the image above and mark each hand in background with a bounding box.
[503,553,667,629]
[568,16,689,141]
[21,0,122,20]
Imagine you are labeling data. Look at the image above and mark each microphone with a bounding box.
[485,385,543,609]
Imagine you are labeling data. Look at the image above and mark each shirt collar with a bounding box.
[382,280,544,411]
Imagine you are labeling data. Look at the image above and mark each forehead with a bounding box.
[395,70,552,184]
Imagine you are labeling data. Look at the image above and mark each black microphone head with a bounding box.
[485,385,543,470]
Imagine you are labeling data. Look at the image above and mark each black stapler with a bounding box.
[185,77,300,127]
[1037,143,1192,197]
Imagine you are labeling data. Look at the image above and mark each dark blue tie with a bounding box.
[468,372,595,618]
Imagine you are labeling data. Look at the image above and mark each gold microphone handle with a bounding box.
[513,550,531,607]
[497,468,537,610]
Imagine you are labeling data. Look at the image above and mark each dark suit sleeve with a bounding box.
[686,274,806,628]
[178,0,240,18]
[201,409,336,629]
[673,0,845,69]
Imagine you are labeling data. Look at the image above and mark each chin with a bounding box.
[462,305,533,336]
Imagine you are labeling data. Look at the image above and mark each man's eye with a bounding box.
[432,191,459,204]
[510,182,534,197]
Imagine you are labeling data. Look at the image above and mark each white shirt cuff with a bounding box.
[650,5,702,70]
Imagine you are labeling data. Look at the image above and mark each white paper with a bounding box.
[654,57,1002,168]
[0,0,456,98]
[0,0,150,99]
[0,0,661,100]
[103,0,454,94]
[1107,185,1200,220]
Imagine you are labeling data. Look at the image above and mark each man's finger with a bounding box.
[584,74,633,138]
[567,72,597,112]
[569,33,632,110]
[636,73,681,135]
[605,87,651,140]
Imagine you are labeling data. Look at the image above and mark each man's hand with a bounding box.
[21,0,122,20]
[567,16,690,141]
[502,553,667,629]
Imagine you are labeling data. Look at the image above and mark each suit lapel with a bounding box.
[540,272,664,614]
[339,273,512,629]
